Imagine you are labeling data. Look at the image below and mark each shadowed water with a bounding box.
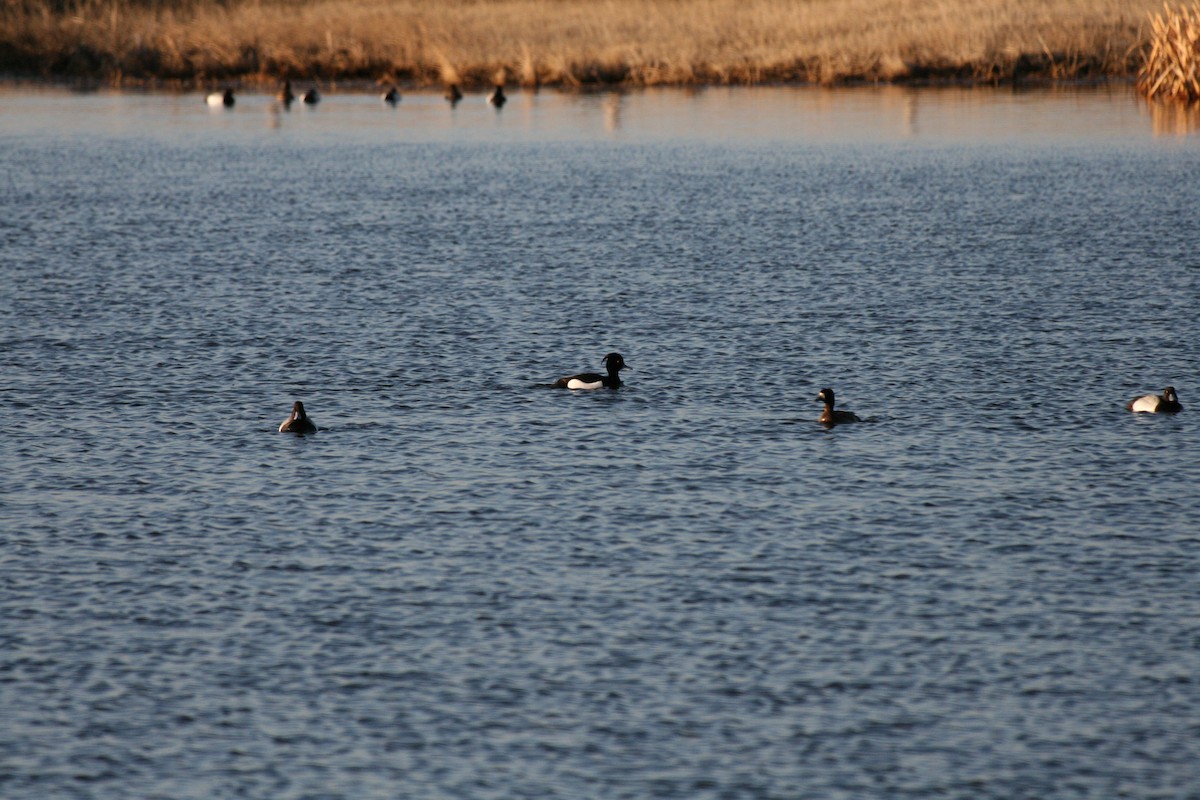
[2,86,1199,799]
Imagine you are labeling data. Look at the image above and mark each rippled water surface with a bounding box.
[2,85,1199,799]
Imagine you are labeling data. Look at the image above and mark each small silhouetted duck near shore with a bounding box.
[553,353,626,390]
[278,80,295,108]
[488,86,507,108]
[382,86,400,106]
[816,387,861,426]
[445,84,463,105]
[1127,386,1182,414]
[206,88,235,107]
[301,88,320,105]
[279,401,317,433]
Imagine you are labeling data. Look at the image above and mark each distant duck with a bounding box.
[278,80,295,108]
[445,84,463,105]
[553,352,626,390]
[487,86,507,108]
[1127,386,1182,414]
[382,86,401,106]
[302,88,320,105]
[205,88,235,108]
[279,401,318,433]
[816,387,861,426]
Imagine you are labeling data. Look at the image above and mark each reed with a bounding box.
[1137,2,1200,100]
[0,0,1168,88]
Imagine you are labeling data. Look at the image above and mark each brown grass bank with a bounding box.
[1137,2,1200,99]
[0,0,1167,88]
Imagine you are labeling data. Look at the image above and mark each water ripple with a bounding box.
[2,89,1199,800]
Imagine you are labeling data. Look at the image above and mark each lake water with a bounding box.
[2,84,1199,799]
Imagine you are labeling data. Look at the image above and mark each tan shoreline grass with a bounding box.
[1137,2,1200,99]
[0,0,1168,88]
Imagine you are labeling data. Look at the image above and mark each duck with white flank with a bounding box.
[1127,386,1182,414]
[302,88,320,105]
[382,86,400,106]
[488,86,507,108]
[279,401,318,433]
[816,387,861,426]
[553,353,626,390]
[206,88,235,107]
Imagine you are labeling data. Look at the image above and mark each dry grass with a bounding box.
[1137,2,1200,99]
[0,0,1169,88]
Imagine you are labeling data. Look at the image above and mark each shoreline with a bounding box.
[0,66,1149,93]
[0,73,1146,94]
[0,0,1163,91]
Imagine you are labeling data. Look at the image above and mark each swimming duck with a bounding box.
[382,86,401,106]
[1127,386,1182,414]
[816,387,861,425]
[278,80,295,108]
[487,86,507,108]
[553,352,626,390]
[302,88,320,105]
[445,84,463,105]
[279,401,318,433]
[206,88,235,107]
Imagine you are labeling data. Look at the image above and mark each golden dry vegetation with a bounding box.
[0,0,1171,88]
[1137,2,1200,99]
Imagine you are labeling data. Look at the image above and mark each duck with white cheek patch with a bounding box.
[279,401,318,433]
[816,387,861,426]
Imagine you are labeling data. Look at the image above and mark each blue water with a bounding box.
[2,85,1199,799]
